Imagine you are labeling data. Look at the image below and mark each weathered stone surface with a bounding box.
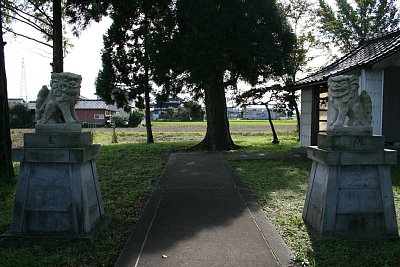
[318,133,384,151]
[326,75,373,136]
[12,145,100,163]
[35,123,82,133]
[303,144,399,239]
[307,146,397,165]
[35,72,81,125]
[24,132,92,148]
[8,131,108,239]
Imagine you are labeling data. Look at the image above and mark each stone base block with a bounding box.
[8,132,107,239]
[2,214,111,241]
[317,133,384,151]
[326,125,372,136]
[9,158,107,237]
[35,123,82,133]
[303,146,399,239]
[24,132,93,148]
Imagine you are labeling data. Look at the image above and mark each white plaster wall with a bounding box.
[300,88,313,147]
[360,69,384,135]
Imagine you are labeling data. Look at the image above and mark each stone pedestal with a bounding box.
[303,134,399,239]
[6,130,109,239]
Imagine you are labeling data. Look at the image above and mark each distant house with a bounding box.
[151,96,183,119]
[291,30,400,147]
[241,107,277,120]
[75,99,120,126]
[227,107,242,119]
[8,98,26,106]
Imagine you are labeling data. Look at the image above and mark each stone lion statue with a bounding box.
[327,75,372,135]
[35,72,82,124]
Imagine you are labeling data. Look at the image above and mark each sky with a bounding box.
[5,17,112,101]
[4,0,399,102]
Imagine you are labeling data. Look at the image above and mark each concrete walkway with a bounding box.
[116,153,296,267]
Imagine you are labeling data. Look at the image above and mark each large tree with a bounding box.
[280,0,321,137]
[67,0,295,150]
[317,0,400,53]
[95,0,178,143]
[68,0,179,144]
[173,0,295,150]
[0,0,14,179]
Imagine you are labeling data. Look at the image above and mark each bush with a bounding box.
[9,103,34,128]
[111,114,129,127]
[128,111,144,127]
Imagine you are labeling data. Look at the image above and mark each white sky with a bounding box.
[5,17,112,101]
[4,0,398,102]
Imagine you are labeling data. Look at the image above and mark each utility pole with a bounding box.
[20,58,27,102]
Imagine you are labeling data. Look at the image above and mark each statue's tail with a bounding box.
[35,86,49,121]
[360,90,372,124]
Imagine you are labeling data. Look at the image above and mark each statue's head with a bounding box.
[50,72,82,93]
[328,75,359,97]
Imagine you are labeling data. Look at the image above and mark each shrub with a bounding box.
[111,114,129,127]
[9,103,34,128]
[128,111,144,127]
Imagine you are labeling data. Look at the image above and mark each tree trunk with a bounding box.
[144,81,154,144]
[266,106,279,144]
[53,0,63,73]
[193,76,237,151]
[294,100,300,140]
[0,0,15,179]
[143,11,154,144]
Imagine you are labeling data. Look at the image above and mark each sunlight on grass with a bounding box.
[231,159,400,267]
[233,131,299,152]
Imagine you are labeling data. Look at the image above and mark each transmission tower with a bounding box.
[20,58,27,102]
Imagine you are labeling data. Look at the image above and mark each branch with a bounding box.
[4,27,52,48]
[1,2,52,28]
[26,0,53,25]
[2,13,52,39]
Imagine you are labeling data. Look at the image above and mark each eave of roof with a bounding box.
[290,29,400,90]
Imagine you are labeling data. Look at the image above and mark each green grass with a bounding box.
[231,159,400,267]
[0,141,194,266]
[229,119,297,126]
[89,129,300,152]
[151,119,297,127]
[233,132,299,152]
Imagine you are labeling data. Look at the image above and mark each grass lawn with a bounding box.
[152,119,297,127]
[0,141,195,266]
[1,128,299,265]
[231,159,400,267]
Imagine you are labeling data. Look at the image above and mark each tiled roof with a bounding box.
[75,100,115,110]
[8,98,26,105]
[27,100,119,111]
[293,30,400,88]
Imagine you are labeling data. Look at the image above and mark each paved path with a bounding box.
[116,153,296,267]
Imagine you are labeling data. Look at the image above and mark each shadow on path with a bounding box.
[116,153,293,267]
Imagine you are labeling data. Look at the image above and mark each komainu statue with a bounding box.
[35,72,82,124]
[327,75,372,135]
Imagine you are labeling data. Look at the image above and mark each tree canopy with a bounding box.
[317,0,400,53]
[172,0,295,150]
[93,0,179,143]
[66,0,295,150]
